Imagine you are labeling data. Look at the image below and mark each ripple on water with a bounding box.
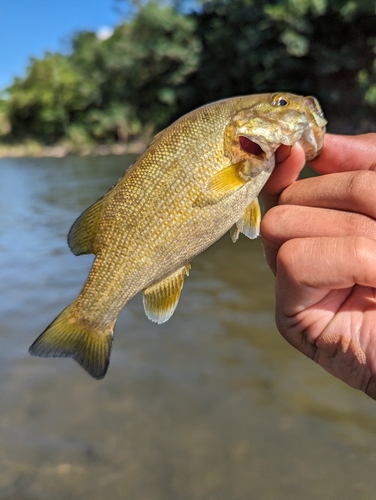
[1,156,376,500]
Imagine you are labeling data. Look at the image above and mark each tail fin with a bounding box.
[29,303,113,379]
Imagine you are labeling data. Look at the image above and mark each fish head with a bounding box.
[225,92,327,165]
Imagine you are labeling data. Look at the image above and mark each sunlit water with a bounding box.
[1,156,376,499]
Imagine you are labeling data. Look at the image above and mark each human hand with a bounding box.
[260,133,376,399]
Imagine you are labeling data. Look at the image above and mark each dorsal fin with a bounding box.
[143,264,191,324]
[148,128,166,147]
[68,194,110,256]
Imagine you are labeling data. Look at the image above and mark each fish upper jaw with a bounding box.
[236,111,325,162]
[236,113,308,161]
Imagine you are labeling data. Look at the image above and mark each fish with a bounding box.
[29,92,327,379]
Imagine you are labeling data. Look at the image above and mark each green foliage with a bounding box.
[98,1,201,130]
[184,0,376,130]
[6,53,100,143]
[4,2,200,144]
[3,0,376,145]
[262,0,376,126]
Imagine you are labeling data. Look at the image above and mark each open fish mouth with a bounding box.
[238,133,280,161]
[237,115,319,161]
[239,136,265,156]
[236,115,295,161]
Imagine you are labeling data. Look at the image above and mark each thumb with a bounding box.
[261,143,306,211]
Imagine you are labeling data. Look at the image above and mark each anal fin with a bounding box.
[143,264,190,324]
[230,198,261,242]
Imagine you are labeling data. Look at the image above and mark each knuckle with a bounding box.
[261,205,278,230]
[351,235,372,263]
[345,171,374,202]
[261,206,287,238]
[346,212,376,238]
[276,239,299,274]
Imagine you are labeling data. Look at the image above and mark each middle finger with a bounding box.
[279,171,376,220]
[261,205,376,273]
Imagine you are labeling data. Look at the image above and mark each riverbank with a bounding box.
[0,119,373,159]
[0,140,147,158]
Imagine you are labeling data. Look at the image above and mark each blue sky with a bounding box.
[0,0,129,91]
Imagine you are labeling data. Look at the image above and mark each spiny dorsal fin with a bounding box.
[143,264,191,324]
[68,194,110,256]
[29,303,114,379]
[230,198,261,243]
[148,128,166,147]
[194,161,247,207]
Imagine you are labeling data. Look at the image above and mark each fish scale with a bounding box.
[29,92,327,379]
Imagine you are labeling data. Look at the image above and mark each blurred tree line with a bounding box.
[1,0,376,147]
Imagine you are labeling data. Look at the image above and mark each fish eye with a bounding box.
[272,94,289,107]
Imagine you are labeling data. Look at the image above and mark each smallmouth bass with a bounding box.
[30,93,326,378]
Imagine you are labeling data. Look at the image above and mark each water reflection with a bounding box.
[1,156,376,499]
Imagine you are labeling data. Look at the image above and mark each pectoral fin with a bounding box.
[194,161,248,207]
[230,198,261,242]
[143,264,191,324]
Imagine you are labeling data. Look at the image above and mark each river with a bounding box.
[1,155,376,499]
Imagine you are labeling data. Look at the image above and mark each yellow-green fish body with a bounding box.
[30,93,326,378]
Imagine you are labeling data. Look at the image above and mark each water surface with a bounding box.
[1,156,376,499]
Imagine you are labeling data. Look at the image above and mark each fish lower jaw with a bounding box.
[250,140,280,161]
[246,154,276,177]
[238,132,283,161]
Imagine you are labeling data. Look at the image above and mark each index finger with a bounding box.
[310,133,376,174]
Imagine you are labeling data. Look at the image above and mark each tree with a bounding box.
[3,0,376,146]
[6,53,100,143]
[183,0,376,130]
